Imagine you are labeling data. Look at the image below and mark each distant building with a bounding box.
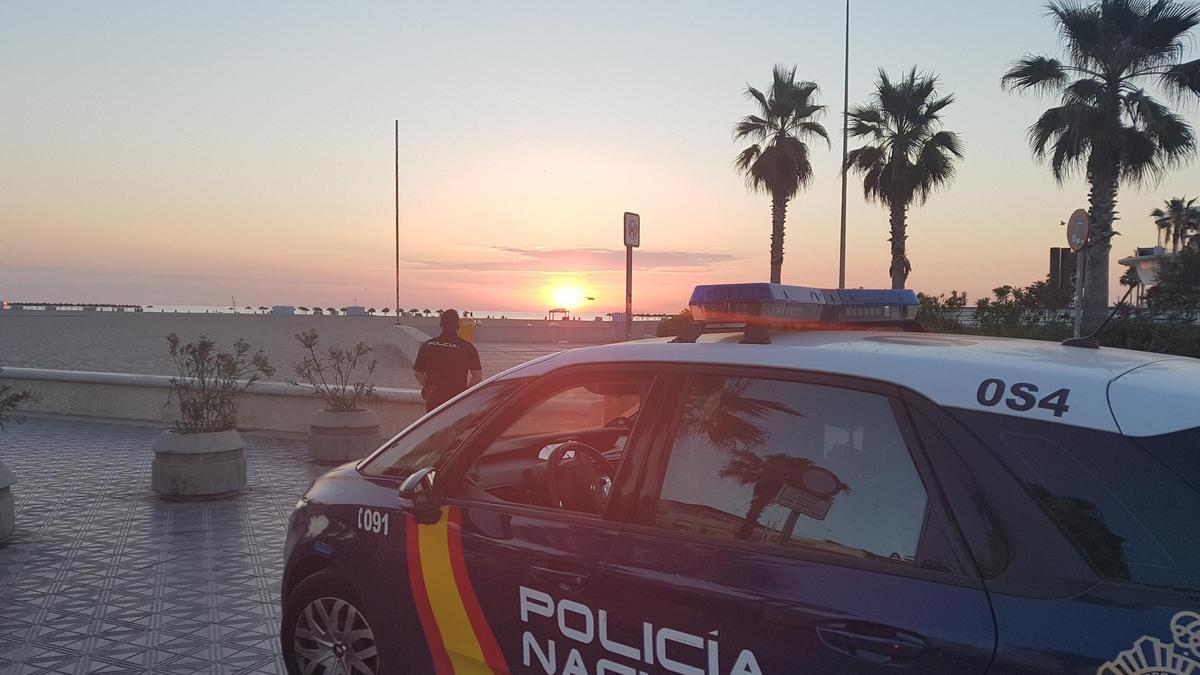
[270,305,296,316]
[1119,245,1172,289]
[344,306,367,316]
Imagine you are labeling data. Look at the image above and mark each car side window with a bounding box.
[458,372,655,515]
[653,375,929,565]
[359,382,516,478]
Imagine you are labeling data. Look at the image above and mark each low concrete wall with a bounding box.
[0,367,427,437]
[389,324,431,364]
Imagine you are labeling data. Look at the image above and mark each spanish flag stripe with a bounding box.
[446,508,511,674]
[406,515,453,675]
[416,509,493,674]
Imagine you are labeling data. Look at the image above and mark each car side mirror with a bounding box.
[397,467,441,524]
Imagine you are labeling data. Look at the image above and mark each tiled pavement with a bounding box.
[0,417,327,674]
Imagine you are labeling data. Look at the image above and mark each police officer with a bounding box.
[413,309,482,412]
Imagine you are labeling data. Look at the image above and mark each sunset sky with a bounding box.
[4,1,1200,314]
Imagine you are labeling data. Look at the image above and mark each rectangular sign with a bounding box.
[623,212,640,248]
[774,485,833,521]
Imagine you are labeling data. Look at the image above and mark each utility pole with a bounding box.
[838,0,850,289]
[394,120,400,322]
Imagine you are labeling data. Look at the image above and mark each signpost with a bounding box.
[623,212,640,342]
[1067,208,1091,338]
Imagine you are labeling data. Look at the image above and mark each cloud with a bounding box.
[405,247,738,273]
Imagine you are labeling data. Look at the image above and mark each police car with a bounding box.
[281,283,1200,675]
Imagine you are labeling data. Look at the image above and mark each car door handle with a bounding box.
[816,621,925,665]
[530,561,590,593]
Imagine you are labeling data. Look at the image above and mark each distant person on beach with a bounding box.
[413,309,481,412]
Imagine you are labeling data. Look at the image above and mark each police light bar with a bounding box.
[688,283,919,324]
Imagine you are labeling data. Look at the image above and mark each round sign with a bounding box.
[1067,208,1091,252]
[797,466,843,499]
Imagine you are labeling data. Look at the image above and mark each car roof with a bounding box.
[497,330,1199,436]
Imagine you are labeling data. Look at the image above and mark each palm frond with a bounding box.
[795,120,831,145]
[745,86,770,115]
[1119,126,1164,184]
[734,144,762,178]
[1127,89,1196,167]
[1129,1,1200,69]
[733,115,771,141]
[1049,0,1106,70]
[1063,78,1107,105]
[1002,55,1069,92]
[1161,58,1200,96]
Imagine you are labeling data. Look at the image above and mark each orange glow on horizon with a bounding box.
[544,280,589,310]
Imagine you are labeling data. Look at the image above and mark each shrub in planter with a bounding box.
[152,334,274,499]
[0,372,33,543]
[293,329,381,463]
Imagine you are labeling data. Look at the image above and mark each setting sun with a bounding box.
[546,281,588,310]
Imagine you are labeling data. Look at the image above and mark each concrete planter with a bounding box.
[151,429,246,499]
[307,408,382,464]
[0,459,14,543]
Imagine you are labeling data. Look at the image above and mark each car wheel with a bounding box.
[282,569,381,675]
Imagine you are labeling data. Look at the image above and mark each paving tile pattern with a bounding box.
[0,417,326,674]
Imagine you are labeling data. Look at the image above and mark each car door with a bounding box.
[405,364,671,674]
[600,367,996,674]
[350,380,523,671]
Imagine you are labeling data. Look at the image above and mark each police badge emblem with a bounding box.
[1099,611,1200,675]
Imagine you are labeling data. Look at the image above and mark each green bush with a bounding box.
[1146,248,1200,312]
[1098,315,1200,358]
[657,308,693,337]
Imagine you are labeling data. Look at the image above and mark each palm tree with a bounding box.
[733,64,829,283]
[846,68,963,289]
[1151,196,1200,251]
[1002,0,1200,330]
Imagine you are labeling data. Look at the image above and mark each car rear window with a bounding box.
[955,411,1200,592]
[1137,427,1200,492]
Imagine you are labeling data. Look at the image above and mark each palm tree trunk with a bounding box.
[888,201,909,289]
[770,193,788,284]
[737,490,774,540]
[1084,167,1119,332]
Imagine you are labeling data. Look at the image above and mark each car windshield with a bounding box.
[360,382,517,479]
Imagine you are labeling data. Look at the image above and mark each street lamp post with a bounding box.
[394,120,400,323]
[838,0,850,289]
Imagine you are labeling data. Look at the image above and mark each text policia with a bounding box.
[519,586,764,675]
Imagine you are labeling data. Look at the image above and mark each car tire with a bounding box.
[281,569,383,675]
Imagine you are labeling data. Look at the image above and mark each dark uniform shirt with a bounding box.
[413,333,481,411]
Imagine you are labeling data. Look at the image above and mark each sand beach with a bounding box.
[0,312,642,388]
[1,312,424,387]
